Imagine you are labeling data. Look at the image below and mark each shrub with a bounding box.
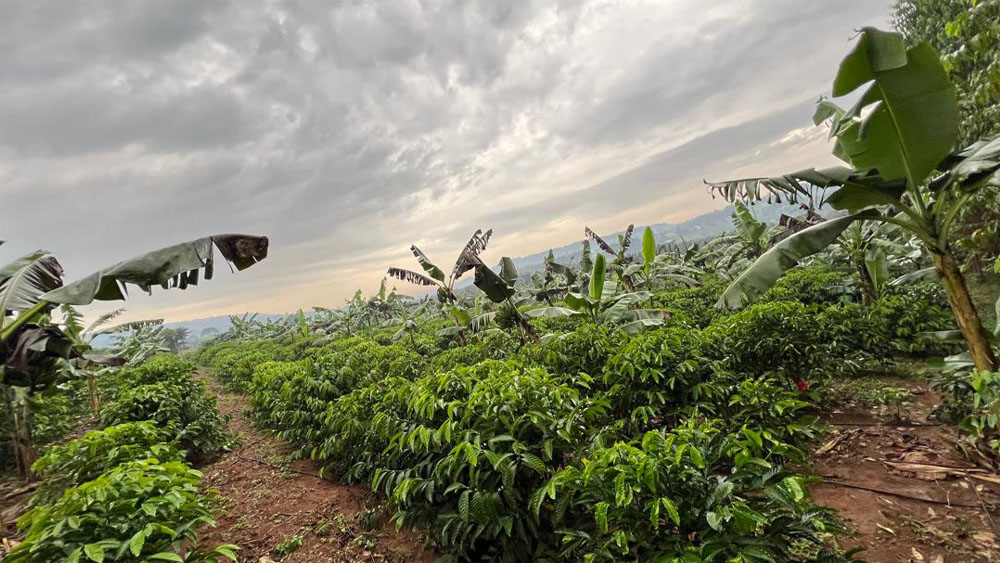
[703,301,826,379]
[814,303,889,361]
[101,379,230,458]
[7,459,238,563]
[871,290,956,353]
[309,338,426,381]
[31,379,91,448]
[126,354,198,385]
[652,277,728,328]
[532,324,621,378]
[373,361,609,560]
[430,331,522,372]
[314,376,412,480]
[761,265,851,306]
[212,347,275,391]
[711,374,821,456]
[546,420,849,562]
[601,327,713,430]
[247,360,319,455]
[31,422,184,506]
[956,371,1000,457]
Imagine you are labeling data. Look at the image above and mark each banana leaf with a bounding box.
[41,234,267,305]
[717,210,879,309]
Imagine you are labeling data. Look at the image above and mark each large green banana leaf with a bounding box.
[717,210,879,309]
[41,234,268,305]
[829,28,957,185]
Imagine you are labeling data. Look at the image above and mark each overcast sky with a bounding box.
[0,0,891,323]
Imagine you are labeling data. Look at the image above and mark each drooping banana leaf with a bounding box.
[499,257,518,286]
[546,262,577,285]
[469,312,498,333]
[2,325,77,385]
[717,210,880,309]
[41,234,268,305]
[388,267,438,286]
[82,307,126,336]
[91,318,164,337]
[864,247,890,297]
[563,292,594,314]
[618,225,635,255]
[618,318,665,336]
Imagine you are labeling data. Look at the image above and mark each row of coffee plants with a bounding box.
[6,355,238,563]
[196,267,955,561]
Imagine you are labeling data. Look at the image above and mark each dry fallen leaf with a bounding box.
[910,547,924,561]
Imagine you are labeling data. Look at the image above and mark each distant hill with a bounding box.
[502,201,802,280]
[151,202,801,340]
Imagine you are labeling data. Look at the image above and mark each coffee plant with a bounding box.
[31,421,184,506]
[7,459,237,563]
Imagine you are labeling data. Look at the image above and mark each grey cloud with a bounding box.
[0,0,892,321]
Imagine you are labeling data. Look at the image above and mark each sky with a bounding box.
[0,0,892,323]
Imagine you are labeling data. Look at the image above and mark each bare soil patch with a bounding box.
[812,377,1000,561]
[197,374,435,563]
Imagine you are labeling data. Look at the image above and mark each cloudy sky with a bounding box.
[0,0,891,323]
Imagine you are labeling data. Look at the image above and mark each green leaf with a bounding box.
[595,502,610,534]
[459,489,471,522]
[832,27,907,96]
[589,254,606,301]
[84,543,106,563]
[705,511,723,531]
[129,530,147,556]
[864,247,890,297]
[524,307,580,319]
[642,227,656,274]
[42,235,268,305]
[521,453,547,475]
[661,497,680,526]
[831,29,958,185]
[146,554,184,562]
[0,252,63,333]
[473,263,515,304]
[717,210,879,308]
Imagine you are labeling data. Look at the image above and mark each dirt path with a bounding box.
[812,377,1000,561]
[197,374,435,563]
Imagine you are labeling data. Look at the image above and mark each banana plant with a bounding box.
[435,295,499,341]
[527,253,578,305]
[0,233,268,479]
[707,28,999,371]
[58,306,164,418]
[471,255,537,342]
[387,229,492,303]
[389,300,429,348]
[586,224,638,290]
[623,227,703,290]
[526,253,667,335]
